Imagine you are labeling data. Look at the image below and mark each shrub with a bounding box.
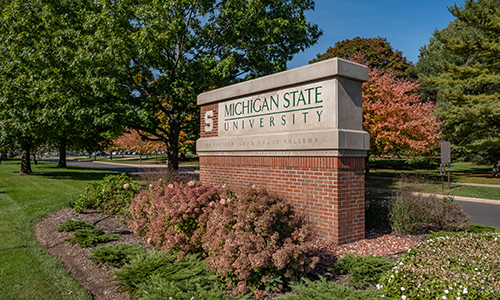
[128,180,220,256]
[73,173,140,215]
[389,186,469,234]
[334,253,392,288]
[202,187,317,294]
[114,251,212,292]
[66,228,119,247]
[90,243,147,267]
[134,275,251,300]
[57,220,94,232]
[380,233,500,299]
[276,276,384,300]
[468,224,500,233]
[364,190,390,229]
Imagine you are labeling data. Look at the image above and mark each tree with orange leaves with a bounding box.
[362,67,442,156]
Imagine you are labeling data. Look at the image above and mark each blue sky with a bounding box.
[288,0,465,69]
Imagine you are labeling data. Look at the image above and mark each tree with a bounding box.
[113,130,166,162]
[0,0,126,173]
[310,37,416,79]
[363,67,442,157]
[311,43,440,159]
[80,0,322,170]
[417,0,500,176]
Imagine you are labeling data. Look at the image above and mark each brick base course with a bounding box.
[199,156,365,245]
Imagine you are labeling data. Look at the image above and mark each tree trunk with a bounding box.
[0,151,6,164]
[57,139,67,168]
[110,151,113,160]
[167,118,181,171]
[32,153,38,165]
[20,138,32,174]
[492,158,500,177]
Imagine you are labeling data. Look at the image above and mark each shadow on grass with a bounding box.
[33,166,116,181]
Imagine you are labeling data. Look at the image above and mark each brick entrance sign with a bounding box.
[196,58,369,245]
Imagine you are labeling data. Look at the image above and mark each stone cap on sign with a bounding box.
[198,58,369,105]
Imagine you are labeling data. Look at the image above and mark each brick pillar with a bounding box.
[199,155,365,244]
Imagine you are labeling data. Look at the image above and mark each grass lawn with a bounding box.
[0,159,117,299]
[367,158,500,200]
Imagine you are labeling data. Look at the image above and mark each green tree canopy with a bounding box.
[417,0,500,176]
[310,36,416,79]
[80,0,322,170]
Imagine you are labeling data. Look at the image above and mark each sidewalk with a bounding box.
[366,187,500,205]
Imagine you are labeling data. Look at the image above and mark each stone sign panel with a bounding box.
[198,58,370,155]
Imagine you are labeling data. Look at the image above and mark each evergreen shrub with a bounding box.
[73,173,140,216]
[57,220,94,232]
[276,276,383,300]
[90,243,147,267]
[334,253,392,288]
[128,180,220,256]
[66,228,119,247]
[202,187,317,295]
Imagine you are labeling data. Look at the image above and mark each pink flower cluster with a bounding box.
[128,180,220,257]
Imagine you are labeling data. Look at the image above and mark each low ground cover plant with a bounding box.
[276,277,383,300]
[334,253,392,288]
[380,232,500,299]
[57,220,94,232]
[73,173,140,215]
[90,243,147,267]
[113,251,251,299]
[66,228,119,247]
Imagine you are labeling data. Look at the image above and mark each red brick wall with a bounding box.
[200,104,218,138]
[199,156,365,245]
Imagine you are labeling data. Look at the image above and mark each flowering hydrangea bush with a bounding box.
[379,232,500,299]
[202,187,318,295]
[128,180,220,256]
[73,173,140,216]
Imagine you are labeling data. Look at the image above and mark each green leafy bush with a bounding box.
[202,187,317,294]
[334,253,392,288]
[276,277,384,300]
[128,180,220,256]
[73,173,140,215]
[57,220,94,232]
[389,187,469,234]
[66,228,119,247]
[90,243,146,267]
[380,233,500,299]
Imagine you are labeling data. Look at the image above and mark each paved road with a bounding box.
[455,200,500,228]
[41,157,199,176]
